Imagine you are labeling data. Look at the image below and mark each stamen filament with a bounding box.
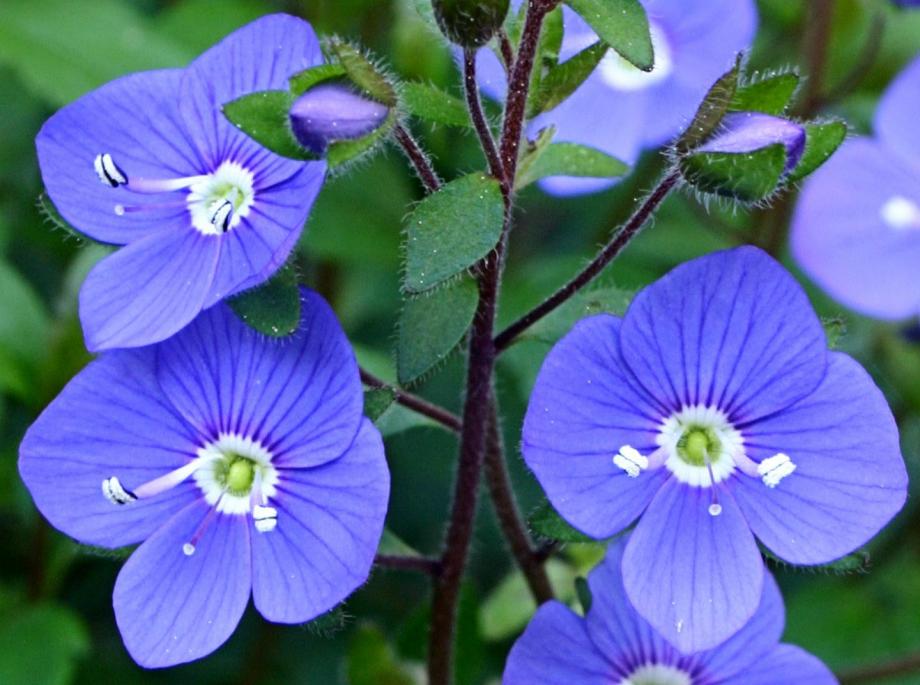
[131,458,203,500]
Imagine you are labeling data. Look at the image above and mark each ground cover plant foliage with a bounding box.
[1,0,920,684]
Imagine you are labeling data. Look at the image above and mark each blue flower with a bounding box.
[522,247,907,651]
[792,54,920,319]
[18,290,389,668]
[504,539,838,684]
[477,0,757,195]
[36,14,327,351]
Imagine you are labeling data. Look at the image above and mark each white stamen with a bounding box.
[708,503,723,517]
[182,543,196,556]
[194,433,279,515]
[253,505,278,533]
[209,200,234,233]
[758,453,797,488]
[94,153,127,187]
[187,161,255,236]
[613,445,649,477]
[102,476,136,505]
[658,404,743,487]
[880,195,920,231]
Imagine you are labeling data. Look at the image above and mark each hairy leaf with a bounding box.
[289,62,348,96]
[681,144,787,202]
[787,120,847,183]
[529,41,609,116]
[730,72,800,115]
[326,38,398,107]
[222,90,316,161]
[516,142,628,189]
[228,263,301,337]
[565,0,653,71]
[676,55,742,153]
[402,81,471,127]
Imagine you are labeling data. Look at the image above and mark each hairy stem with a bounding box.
[494,169,681,352]
[498,29,515,73]
[394,123,442,193]
[360,368,461,433]
[427,4,555,682]
[463,48,506,186]
[838,652,920,684]
[375,554,442,575]
[798,0,835,115]
[484,400,554,603]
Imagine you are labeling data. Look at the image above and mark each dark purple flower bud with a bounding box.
[699,111,807,171]
[289,84,389,155]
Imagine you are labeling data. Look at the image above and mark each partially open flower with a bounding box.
[699,111,806,172]
[289,83,390,155]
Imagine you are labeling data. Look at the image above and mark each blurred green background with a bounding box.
[0,0,919,683]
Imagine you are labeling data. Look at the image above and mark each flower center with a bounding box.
[99,432,280,555]
[620,664,692,685]
[880,195,920,231]
[93,154,255,236]
[600,23,673,91]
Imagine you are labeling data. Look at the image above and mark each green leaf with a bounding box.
[522,285,634,345]
[154,0,268,54]
[377,529,421,557]
[228,263,301,337]
[289,63,348,96]
[347,624,415,685]
[364,388,396,421]
[680,144,788,203]
[479,560,576,640]
[529,41,609,116]
[787,120,847,183]
[404,173,504,293]
[730,72,800,115]
[0,0,190,106]
[529,501,596,543]
[327,38,398,107]
[397,278,478,385]
[222,90,317,161]
[401,82,471,127]
[516,142,628,189]
[763,544,871,575]
[574,576,593,614]
[565,0,653,71]
[676,55,742,154]
[0,260,50,399]
[327,111,397,168]
[0,604,88,685]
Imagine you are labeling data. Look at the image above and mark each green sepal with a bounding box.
[325,38,398,107]
[222,89,318,161]
[327,110,397,169]
[228,263,302,338]
[787,120,847,183]
[565,0,653,71]
[763,544,871,575]
[680,143,788,203]
[528,500,597,543]
[288,62,347,96]
[730,71,800,116]
[364,388,396,421]
[676,54,742,154]
[397,277,479,385]
[403,172,504,293]
[574,576,593,614]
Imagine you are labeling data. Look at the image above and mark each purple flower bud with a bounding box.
[289,83,389,154]
[699,111,807,171]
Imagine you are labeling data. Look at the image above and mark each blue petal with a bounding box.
[522,315,670,539]
[503,602,614,684]
[113,500,251,668]
[791,138,920,320]
[622,478,763,653]
[251,420,388,622]
[717,644,838,685]
[733,352,907,565]
[35,69,202,245]
[18,350,200,548]
[79,225,220,351]
[619,246,827,423]
[156,289,364,468]
[875,54,920,165]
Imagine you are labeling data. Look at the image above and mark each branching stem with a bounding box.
[394,123,442,193]
[360,368,461,433]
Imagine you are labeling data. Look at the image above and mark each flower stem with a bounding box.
[484,399,554,603]
[463,48,505,187]
[838,652,920,684]
[375,554,442,575]
[427,4,555,682]
[393,123,442,193]
[494,169,681,352]
[360,367,461,433]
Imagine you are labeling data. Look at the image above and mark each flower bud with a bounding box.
[289,83,389,155]
[699,111,806,171]
[432,0,511,48]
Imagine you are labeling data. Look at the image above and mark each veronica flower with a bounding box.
[522,246,906,652]
[36,14,327,352]
[791,54,920,319]
[18,290,389,667]
[477,0,757,195]
[504,539,837,684]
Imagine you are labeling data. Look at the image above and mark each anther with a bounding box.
[102,476,136,505]
[94,153,128,187]
[253,505,278,533]
[758,453,796,488]
[613,445,649,478]
[209,200,234,233]
[183,543,196,556]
